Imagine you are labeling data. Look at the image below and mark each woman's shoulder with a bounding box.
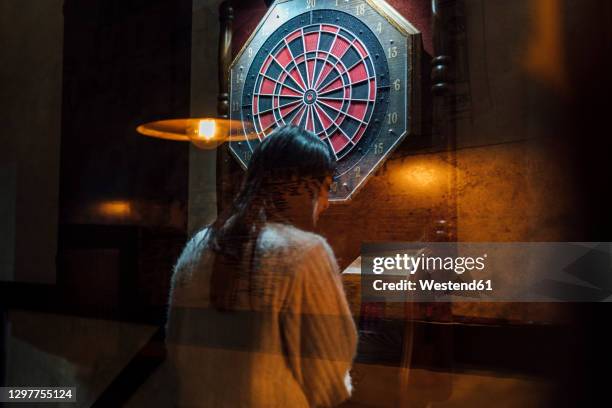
[182,227,211,256]
[261,222,319,246]
[260,222,334,260]
[172,227,212,276]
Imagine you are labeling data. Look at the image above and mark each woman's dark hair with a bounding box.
[207,125,336,310]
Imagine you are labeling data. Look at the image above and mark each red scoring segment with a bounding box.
[251,23,377,160]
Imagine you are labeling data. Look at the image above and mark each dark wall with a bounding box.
[58,0,193,319]
[60,0,192,228]
[0,0,64,284]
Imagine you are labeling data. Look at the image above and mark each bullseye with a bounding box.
[304,90,317,105]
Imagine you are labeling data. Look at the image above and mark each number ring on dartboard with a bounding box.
[250,22,380,161]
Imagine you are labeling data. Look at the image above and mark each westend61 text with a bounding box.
[372,279,493,292]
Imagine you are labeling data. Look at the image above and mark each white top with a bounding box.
[166,222,357,408]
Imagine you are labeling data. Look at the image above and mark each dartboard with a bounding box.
[229,0,420,201]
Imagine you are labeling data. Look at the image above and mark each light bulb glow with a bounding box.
[197,120,216,140]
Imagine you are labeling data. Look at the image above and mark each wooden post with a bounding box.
[217,1,233,118]
[216,1,234,214]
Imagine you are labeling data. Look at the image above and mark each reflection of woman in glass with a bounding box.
[166,125,357,407]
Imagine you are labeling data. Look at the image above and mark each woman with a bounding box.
[166,125,358,407]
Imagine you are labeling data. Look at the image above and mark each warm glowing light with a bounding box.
[197,119,216,140]
[524,0,568,93]
[388,158,449,195]
[98,201,131,217]
[136,118,256,149]
[405,164,437,188]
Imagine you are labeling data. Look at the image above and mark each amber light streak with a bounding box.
[523,0,568,94]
